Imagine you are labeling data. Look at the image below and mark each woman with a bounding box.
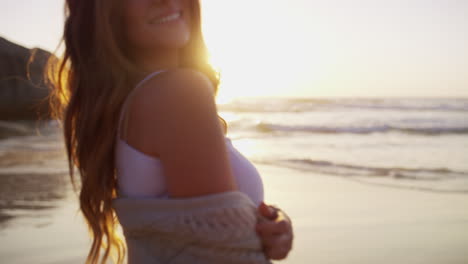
[47,0,293,263]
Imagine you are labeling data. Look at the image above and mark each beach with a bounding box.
[1,97,467,263]
[261,164,468,264]
[0,163,467,263]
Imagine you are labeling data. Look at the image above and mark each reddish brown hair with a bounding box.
[46,0,221,263]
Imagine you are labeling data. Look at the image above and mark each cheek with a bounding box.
[122,2,150,48]
[122,0,193,50]
[182,0,193,25]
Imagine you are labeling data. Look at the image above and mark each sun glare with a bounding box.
[201,0,326,103]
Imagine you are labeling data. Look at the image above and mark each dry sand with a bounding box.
[260,164,468,264]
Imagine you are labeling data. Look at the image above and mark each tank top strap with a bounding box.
[117,70,167,139]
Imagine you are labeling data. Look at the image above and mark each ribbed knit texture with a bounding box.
[112,191,273,264]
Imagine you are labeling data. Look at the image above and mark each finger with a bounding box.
[259,233,281,249]
[258,202,278,220]
[264,237,290,260]
[257,230,293,259]
[256,219,289,236]
[260,232,292,249]
[258,232,276,246]
[266,247,289,260]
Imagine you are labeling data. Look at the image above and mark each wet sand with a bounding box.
[0,164,467,263]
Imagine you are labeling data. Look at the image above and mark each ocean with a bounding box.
[218,97,468,193]
[1,96,468,263]
[1,97,467,207]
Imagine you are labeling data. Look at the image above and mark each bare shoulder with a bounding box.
[129,68,219,147]
[135,68,214,105]
[126,68,235,198]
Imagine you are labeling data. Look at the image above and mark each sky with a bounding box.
[1,0,467,101]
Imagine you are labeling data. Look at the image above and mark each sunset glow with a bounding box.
[201,0,329,103]
[200,0,468,103]
[0,0,467,102]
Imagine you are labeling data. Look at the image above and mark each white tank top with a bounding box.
[114,70,264,206]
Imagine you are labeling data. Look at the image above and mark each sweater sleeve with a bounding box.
[112,191,273,264]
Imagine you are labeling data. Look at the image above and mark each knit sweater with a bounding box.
[111,191,274,264]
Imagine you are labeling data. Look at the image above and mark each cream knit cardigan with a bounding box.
[112,191,274,264]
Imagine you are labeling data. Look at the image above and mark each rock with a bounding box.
[0,36,54,120]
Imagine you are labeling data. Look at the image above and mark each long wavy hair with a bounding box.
[45,0,222,263]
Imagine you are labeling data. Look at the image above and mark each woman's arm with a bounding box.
[126,68,237,198]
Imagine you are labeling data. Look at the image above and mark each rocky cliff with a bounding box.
[0,37,53,120]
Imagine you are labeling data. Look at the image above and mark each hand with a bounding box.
[255,202,293,260]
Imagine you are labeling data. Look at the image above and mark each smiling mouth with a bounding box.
[150,12,182,25]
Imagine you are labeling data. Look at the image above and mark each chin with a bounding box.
[158,32,191,48]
